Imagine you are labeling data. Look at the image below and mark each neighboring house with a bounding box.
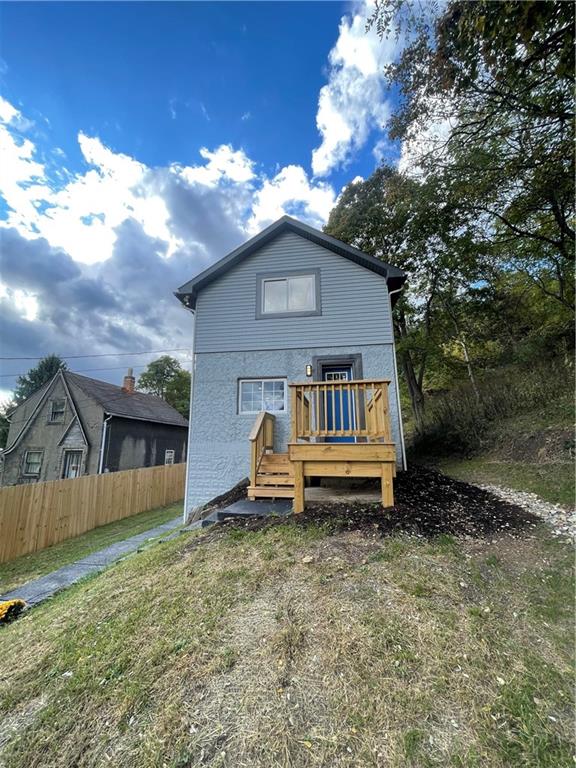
[0,369,188,486]
[175,215,407,518]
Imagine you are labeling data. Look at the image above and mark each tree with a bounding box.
[14,354,67,405]
[369,0,575,309]
[325,166,481,432]
[0,400,12,449]
[138,356,190,418]
[165,369,191,418]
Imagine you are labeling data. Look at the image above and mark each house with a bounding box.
[175,215,407,518]
[0,369,188,486]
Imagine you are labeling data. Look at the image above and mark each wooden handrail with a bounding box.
[249,411,275,489]
[289,380,392,444]
[249,411,268,441]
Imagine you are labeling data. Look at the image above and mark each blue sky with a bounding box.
[0,1,404,397]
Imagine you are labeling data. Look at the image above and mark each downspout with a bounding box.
[181,306,197,523]
[388,285,408,471]
[98,414,112,474]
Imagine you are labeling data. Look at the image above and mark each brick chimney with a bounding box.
[122,367,135,394]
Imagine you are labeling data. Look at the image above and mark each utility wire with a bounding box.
[0,364,151,379]
[0,348,190,361]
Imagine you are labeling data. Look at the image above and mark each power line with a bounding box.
[0,364,151,379]
[0,348,190,361]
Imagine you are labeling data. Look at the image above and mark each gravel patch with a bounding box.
[478,483,576,541]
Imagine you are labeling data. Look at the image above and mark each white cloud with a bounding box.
[0,95,20,124]
[0,95,340,383]
[398,114,454,176]
[311,0,398,177]
[248,164,336,233]
[181,144,255,187]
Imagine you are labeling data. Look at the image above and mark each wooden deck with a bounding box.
[247,379,396,512]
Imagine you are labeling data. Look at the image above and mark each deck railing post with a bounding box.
[290,386,297,443]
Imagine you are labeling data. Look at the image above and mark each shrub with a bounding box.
[410,359,573,456]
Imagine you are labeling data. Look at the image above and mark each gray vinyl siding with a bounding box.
[194,232,393,353]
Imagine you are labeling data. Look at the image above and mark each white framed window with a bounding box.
[23,450,43,476]
[239,378,287,414]
[62,450,83,479]
[49,398,66,423]
[165,449,175,465]
[256,269,321,318]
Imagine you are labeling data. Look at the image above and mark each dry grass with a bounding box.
[0,515,573,767]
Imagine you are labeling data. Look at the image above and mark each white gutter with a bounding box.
[181,306,197,523]
[388,285,408,471]
[98,414,112,474]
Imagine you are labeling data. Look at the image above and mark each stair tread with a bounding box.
[256,474,295,486]
[248,486,295,499]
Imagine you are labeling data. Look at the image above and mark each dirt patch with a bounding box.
[0,695,47,767]
[491,426,574,463]
[185,466,542,549]
[188,478,249,524]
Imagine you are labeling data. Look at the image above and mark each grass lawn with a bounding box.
[0,507,573,767]
[437,457,575,508]
[0,502,183,595]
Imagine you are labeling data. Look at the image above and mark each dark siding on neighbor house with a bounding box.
[102,417,188,473]
[194,231,393,353]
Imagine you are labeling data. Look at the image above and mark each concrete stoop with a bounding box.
[187,498,292,530]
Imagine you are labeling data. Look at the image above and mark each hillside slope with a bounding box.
[0,470,573,768]
[434,391,574,507]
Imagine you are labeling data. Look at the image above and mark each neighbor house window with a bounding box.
[49,399,66,423]
[62,450,83,479]
[239,379,287,414]
[24,450,43,476]
[165,449,175,465]
[256,270,320,318]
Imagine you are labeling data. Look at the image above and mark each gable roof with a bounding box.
[2,370,188,456]
[64,372,188,426]
[3,370,89,455]
[174,215,407,310]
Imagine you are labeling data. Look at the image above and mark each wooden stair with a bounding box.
[248,452,295,499]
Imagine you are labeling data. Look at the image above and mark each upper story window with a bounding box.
[256,269,321,319]
[49,399,66,423]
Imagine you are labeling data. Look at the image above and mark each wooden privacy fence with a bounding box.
[0,462,186,564]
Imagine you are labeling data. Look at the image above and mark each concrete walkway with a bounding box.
[0,516,183,607]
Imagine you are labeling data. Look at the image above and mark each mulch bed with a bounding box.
[204,465,543,542]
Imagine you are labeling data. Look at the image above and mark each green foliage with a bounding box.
[138,356,190,417]
[0,401,11,449]
[369,0,575,309]
[14,355,67,405]
[327,4,574,437]
[412,359,574,456]
[325,166,482,432]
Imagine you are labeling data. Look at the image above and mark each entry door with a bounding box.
[323,366,354,443]
[62,450,82,479]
